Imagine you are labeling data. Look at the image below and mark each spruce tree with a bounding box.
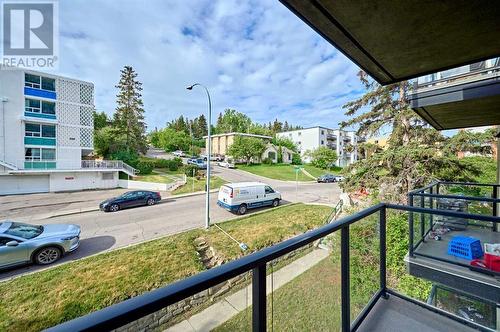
[113,66,147,154]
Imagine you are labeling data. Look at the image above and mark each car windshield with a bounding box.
[4,222,43,239]
[197,159,203,163]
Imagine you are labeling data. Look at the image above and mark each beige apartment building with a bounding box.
[205,133,272,156]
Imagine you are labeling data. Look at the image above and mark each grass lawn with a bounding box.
[172,176,227,195]
[237,163,338,181]
[132,173,175,184]
[0,204,333,332]
[215,256,342,332]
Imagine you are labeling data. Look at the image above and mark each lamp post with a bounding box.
[187,83,212,229]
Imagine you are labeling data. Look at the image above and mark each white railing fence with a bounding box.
[12,159,138,175]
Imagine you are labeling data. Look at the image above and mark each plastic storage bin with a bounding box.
[447,236,483,260]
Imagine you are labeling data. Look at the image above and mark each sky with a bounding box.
[52,0,366,132]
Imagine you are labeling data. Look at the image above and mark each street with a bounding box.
[0,165,341,280]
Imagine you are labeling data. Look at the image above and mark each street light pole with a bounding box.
[187,83,212,229]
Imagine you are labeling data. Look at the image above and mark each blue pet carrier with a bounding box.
[447,236,483,260]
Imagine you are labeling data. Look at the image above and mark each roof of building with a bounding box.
[277,126,357,134]
[204,132,272,139]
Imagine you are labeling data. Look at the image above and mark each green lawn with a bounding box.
[172,176,227,195]
[0,204,333,332]
[215,256,341,332]
[132,173,175,184]
[237,163,339,181]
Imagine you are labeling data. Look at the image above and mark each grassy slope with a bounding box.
[172,176,227,195]
[132,173,175,184]
[237,164,334,181]
[0,204,332,332]
[215,257,341,332]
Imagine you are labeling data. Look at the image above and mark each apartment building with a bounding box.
[276,126,360,167]
[0,68,135,195]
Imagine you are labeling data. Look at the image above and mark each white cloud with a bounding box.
[53,0,365,130]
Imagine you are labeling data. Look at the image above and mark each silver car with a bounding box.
[0,221,81,269]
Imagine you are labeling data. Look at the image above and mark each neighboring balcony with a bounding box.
[10,160,138,176]
[409,58,500,129]
[406,181,500,304]
[48,203,488,332]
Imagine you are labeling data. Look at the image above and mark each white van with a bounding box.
[217,182,281,215]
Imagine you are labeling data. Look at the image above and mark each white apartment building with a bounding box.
[276,126,360,167]
[0,68,135,195]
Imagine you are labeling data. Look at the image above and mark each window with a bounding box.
[24,73,55,91]
[42,101,55,114]
[0,237,11,246]
[42,125,56,138]
[25,99,41,113]
[265,186,275,194]
[321,130,324,135]
[25,148,55,161]
[41,148,56,160]
[25,73,41,89]
[298,132,302,136]
[321,140,324,145]
[25,123,41,137]
[25,124,55,138]
[4,222,43,239]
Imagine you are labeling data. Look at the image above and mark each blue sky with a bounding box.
[54,0,366,131]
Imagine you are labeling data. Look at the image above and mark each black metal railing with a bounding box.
[45,202,497,332]
[408,181,500,273]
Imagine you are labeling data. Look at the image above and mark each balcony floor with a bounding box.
[357,294,476,332]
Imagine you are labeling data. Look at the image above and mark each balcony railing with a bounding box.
[47,203,492,332]
[10,159,138,175]
[415,58,500,92]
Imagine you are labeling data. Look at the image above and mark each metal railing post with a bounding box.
[493,185,498,232]
[379,206,387,298]
[429,186,434,228]
[341,226,350,332]
[420,195,425,242]
[252,264,266,332]
[409,194,414,257]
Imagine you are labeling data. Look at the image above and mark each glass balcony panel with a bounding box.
[349,213,380,321]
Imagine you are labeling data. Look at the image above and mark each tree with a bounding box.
[94,126,127,157]
[93,111,109,130]
[445,129,495,156]
[113,66,147,154]
[167,115,189,134]
[215,109,252,133]
[227,136,266,165]
[155,128,191,152]
[195,114,208,138]
[307,147,338,169]
[340,71,478,202]
[272,137,297,152]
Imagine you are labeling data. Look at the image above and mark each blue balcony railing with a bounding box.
[46,203,495,332]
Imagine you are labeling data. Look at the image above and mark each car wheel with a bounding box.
[147,198,155,206]
[238,204,247,215]
[109,204,120,212]
[272,199,280,207]
[35,247,61,265]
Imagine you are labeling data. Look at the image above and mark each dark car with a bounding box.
[317,174,336,183]
[99,191,161,212]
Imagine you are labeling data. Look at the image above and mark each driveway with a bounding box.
[0,166,341,280]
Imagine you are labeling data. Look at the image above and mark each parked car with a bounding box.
[217,159,235,168]
[201,154,223,162]
[317,174,343,183]
[99,190,161,212]
[0,221,80,269]
[172,150,186,157]
[217,182,281,215]
[193,158,207,169]
[187,157,197,165]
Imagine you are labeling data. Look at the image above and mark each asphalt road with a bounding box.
[0,165,341,280]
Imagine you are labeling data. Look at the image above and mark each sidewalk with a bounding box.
[165,248,330,332]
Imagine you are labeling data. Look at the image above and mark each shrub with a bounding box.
[291,153,302,165]
[110,150,139,166]
[262,157,273,165]
[183,165,198,177]
[135,160,154,175]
